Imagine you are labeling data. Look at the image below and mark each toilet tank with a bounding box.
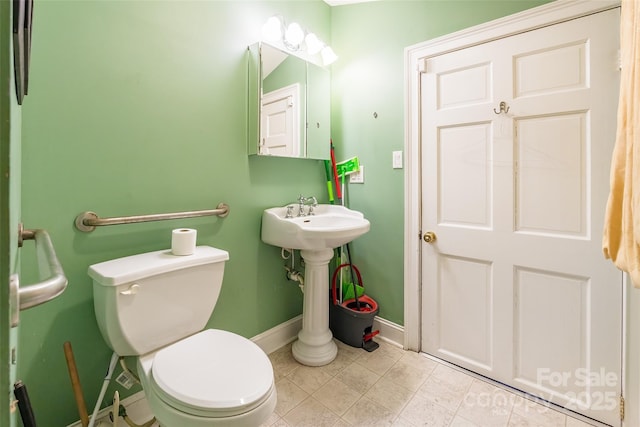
[89,246,229,356]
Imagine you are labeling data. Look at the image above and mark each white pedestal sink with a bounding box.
[261,204,370,366]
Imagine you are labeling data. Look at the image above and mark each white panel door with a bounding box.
[420,9,622,425]
[260,83,300,157]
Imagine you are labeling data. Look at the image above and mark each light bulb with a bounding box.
[321,46,338,65]
[285,22,304,48]
[262,16,282,42]
[305,33,324,55]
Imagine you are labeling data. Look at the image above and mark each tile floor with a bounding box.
[261,339,596,427]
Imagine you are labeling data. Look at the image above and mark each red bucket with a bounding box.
[332,263,372,310]
[340,294,378,312]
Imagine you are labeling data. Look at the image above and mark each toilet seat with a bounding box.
[149,329,274,418]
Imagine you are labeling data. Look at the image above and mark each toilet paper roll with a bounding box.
[171,228,197,256]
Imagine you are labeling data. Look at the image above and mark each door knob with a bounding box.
[423,232,436,243]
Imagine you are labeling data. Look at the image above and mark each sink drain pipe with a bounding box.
[88,352,119,427]
[285,266,304,292]
[282,248,304,292]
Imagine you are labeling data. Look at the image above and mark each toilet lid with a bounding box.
[151,329,274,416]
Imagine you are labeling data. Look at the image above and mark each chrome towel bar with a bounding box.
[74,203,230,232]
[17,224,68,311]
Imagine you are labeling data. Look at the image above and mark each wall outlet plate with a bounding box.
[350,165,364,184]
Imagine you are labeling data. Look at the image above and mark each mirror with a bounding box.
[247,42,330,160]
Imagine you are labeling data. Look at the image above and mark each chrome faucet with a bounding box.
[285,205,295,218]
[297,195,307,216]
[306,196,318,216]
[295,195,318,217]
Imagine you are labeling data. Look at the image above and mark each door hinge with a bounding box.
[418,58,428,74]
[620,393,625,421]
[617,49,622,71]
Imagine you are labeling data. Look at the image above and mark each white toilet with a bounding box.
[89,246,277,426]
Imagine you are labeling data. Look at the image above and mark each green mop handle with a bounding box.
[324,160,335,204]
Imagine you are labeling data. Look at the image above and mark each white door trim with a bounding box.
[403,0,620,352]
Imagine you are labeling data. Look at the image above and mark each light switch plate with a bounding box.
[350,165,364,183]
[393,151,403,169]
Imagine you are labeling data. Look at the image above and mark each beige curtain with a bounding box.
[603,0,640,286]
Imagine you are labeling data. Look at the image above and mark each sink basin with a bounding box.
[261,204,370,250]
[262,204,370,366]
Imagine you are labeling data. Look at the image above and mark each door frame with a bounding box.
[403,0,620,350]
[404,2,624,422]
[404,0,623,419]
[1,1,14,425]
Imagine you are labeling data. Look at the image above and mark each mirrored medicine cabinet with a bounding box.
[248,42,330,160]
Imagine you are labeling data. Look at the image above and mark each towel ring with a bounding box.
[493,101,510,115]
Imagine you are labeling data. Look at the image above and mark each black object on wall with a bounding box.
[13,0,33,105]
[14,380,37,427]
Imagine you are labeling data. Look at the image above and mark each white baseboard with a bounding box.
[251,315,302,354]
[251,314,405,352]
[67,315,404,426]
[372,316,404,348]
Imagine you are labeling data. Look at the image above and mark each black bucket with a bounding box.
[329,264,380,352]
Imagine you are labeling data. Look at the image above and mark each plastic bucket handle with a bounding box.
[332,263,363,305]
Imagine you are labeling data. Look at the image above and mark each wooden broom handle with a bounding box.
[63,341,89,427]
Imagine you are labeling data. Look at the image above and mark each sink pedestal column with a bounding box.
[292,248,337,366]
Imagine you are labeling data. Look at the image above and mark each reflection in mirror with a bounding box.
[261,44,306,157]
[247,42,330,160]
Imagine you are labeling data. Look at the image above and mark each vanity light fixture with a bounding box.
[261,16,338,66]
[304,33,324,55]
[321,46,338,66]
[261,16,283,42]
[284,22,305,50]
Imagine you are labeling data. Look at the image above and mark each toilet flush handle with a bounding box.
[120,284,140,295]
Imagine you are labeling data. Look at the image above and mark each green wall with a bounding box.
[17,0,550,425]
[19,2,330,425]
[329,0,550,325]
